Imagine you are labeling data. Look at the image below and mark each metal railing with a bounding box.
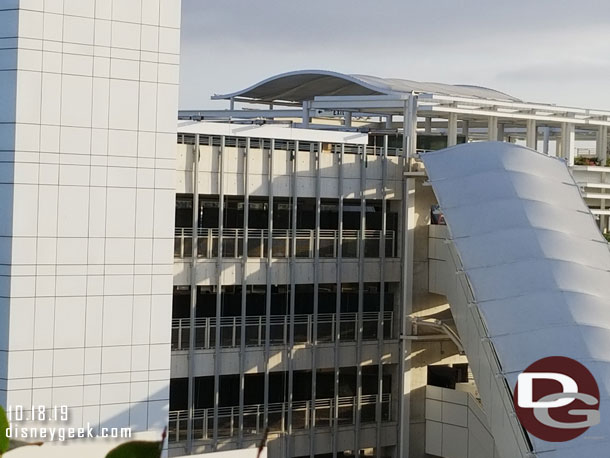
[168,393,391,442]
[171,311,394,351]
[174,228,397,259]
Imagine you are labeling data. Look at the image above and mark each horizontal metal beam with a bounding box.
[418,92,595,116]
[420,104,590,125]
[179,109,392,120]
[179,109,304,119]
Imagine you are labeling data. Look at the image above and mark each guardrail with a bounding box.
[174,228,397,259]
[171,311,394,350]
[168,393,391,442]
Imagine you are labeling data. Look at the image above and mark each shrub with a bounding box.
[574,156,601,166]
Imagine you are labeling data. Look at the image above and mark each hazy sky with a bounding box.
[179,0,610,111]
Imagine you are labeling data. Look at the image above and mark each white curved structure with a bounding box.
[421,142,610,457]
[212,69,520,103]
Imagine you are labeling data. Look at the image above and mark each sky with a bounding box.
[179,0,610,111]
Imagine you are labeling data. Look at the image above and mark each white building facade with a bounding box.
[0,0,181,435]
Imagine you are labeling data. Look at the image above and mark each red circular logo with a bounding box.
[513,356,600,442]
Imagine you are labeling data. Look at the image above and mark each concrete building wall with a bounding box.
[175,144,404,199]
[408,177,466,458]
[170,134,402,457]
[425,386,498,458]
[0,0,181,434]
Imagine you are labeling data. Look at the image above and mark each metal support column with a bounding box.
[264,139,274,430]
[303,101,310,128]
[310,142,322,457]
[597,125,608,164]
[187,134,200,454]
[498,123,506,142]
[213,136,225,450]
[562,122,576,166]
[488,116,498,141]
[543,127,551,156]
[601,171,608,233]
[526,119,537,150]
[385,115,393,129]
[333,144,345,458]
[238,138,250,446]
[398,95,416,458]
[287,140,299,457]
[344,112,352,128]
[461,120,470,142]
[447,113,458,147]
[376,135,389,456]
[424,117,432,134]
[354,144,366,456]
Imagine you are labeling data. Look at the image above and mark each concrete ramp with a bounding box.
[421,142,610,457]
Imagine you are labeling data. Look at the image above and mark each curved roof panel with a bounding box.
[422,142,610,457]
[213,70,520,103]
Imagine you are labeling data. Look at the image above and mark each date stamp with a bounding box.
[6,405,69,423]
[4,405,132,442]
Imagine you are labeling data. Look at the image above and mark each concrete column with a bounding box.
[542,127,551,156]
[497,123,505,142]
[602,172,608,233]
[526,119,537,150]
[302,101,310,128]
[461,120,470,142]
[238,138,250,446]
[385,115,393,129]
[213,136,226,449]
[187,136,200,453]
[597,125,608,164]
[424,117,432,134]
[488,116,498,141]
[562,123,576,165]
[447,113,458,147]
[344,111,352,128]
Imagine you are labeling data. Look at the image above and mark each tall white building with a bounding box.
[0,0,181,434]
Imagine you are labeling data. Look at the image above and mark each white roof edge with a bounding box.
[177,120,369,144]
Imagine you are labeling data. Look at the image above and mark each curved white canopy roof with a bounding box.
[213,69,520,104]
[422,142,610,457]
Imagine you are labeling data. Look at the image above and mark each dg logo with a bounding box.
[514,356,600,442]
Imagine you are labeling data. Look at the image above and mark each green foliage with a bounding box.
[0,406,9,455]
[105,439,163,458]
[0,407,42,457]
[604,233,610,243]
[574,156,601,166]
[606,157,610,167]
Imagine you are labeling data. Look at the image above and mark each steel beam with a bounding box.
[186,134,200,454]
[526,119,537,150]
[562,122,576,166]
[447,113,458,147]
[213,136,225,449]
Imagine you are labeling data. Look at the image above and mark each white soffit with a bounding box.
[422,142,610,456]
[177,120,369,144]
